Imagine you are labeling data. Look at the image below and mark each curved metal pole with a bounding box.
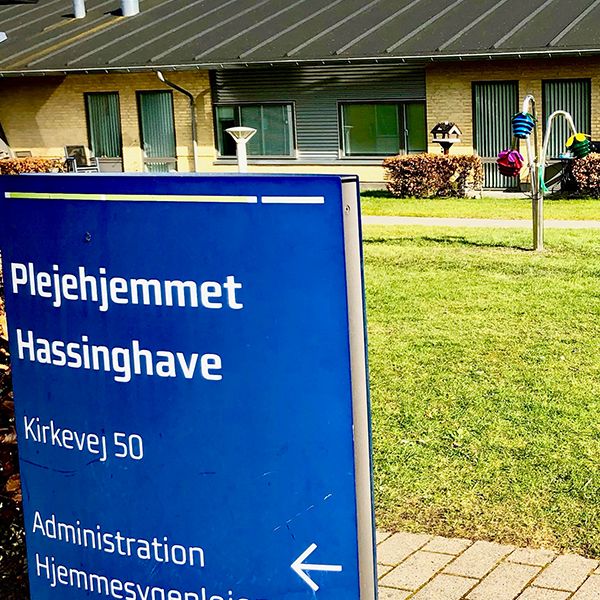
[539,110,577,168]
[533,110,578,251]
[156,71,199,173]
[519,95,544,250]
[521,94,535,114]
[521,95,538,199]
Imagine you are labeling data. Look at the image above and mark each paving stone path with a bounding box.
[376,531,600,600]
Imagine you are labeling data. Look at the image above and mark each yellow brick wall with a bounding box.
[0,71,389,182]
[4,57,599,182]
[0,71,214,172]
[426,56,600,156]
[210,162,387,183]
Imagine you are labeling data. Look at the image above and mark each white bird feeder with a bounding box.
[226,127,257,173]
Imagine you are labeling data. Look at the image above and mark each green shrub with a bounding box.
[383,154,483,198]
[571,153,600,198]
[0,157,66,175]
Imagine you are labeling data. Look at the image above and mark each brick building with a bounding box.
[0,0,599,187]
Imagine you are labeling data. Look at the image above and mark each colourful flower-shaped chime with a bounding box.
[566,133,591,158]
[497,148,524,177]
[496,112,535,178]
[511,112,535,139]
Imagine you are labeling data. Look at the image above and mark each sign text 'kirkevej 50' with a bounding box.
[0,174,375,600]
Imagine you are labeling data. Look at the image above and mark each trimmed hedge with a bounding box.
[571,153,600,198]
[383,154,483,198]
[0,157,66,175]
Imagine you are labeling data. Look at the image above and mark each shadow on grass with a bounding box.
[364,235,531,252]
[361,191,472,200]
[361,190,395,199]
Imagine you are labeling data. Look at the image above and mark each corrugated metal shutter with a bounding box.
[213,64,425,163]
[85,93,122,158]
[138,91,177,172]
[473,82,519,189]
[543,80,591,159]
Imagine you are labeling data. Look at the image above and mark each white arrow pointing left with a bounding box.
[291,543,343,592]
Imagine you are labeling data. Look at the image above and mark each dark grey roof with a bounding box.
[2,0,600,74]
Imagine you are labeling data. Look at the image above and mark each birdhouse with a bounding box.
[431,122,462,154]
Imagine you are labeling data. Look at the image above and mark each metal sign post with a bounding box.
[0,173,376,600]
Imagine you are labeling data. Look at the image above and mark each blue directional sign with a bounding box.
[0,174,375,600]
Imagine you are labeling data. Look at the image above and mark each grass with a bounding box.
[364,225,600,556]
[361,194,600,220]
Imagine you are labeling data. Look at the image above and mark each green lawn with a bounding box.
[364,225,600,556]
[361,195,600,220]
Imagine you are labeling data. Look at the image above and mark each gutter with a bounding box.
[2,47,600,76]
[156,70,199,173]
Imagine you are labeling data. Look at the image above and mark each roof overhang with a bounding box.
[1,47,600,77]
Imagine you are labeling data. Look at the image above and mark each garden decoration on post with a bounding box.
[497,95,540,250]
[497,96,586,251]
[565,132,592,159]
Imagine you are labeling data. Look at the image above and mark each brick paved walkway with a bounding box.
[362,216,600,229]
[377,531,600,599]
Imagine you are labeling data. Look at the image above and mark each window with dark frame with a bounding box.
[137,90,177,172]
[84,92,122,158]
[340,102,426,157]
[542,79,591,159]
[215,104,295,157]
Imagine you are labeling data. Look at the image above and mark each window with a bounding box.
[85,92,122,158]
[137,91,177,172]
[215,104,294,157]
[340,102,426,156]
[472,81,519,189]
[543,79,591,158]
